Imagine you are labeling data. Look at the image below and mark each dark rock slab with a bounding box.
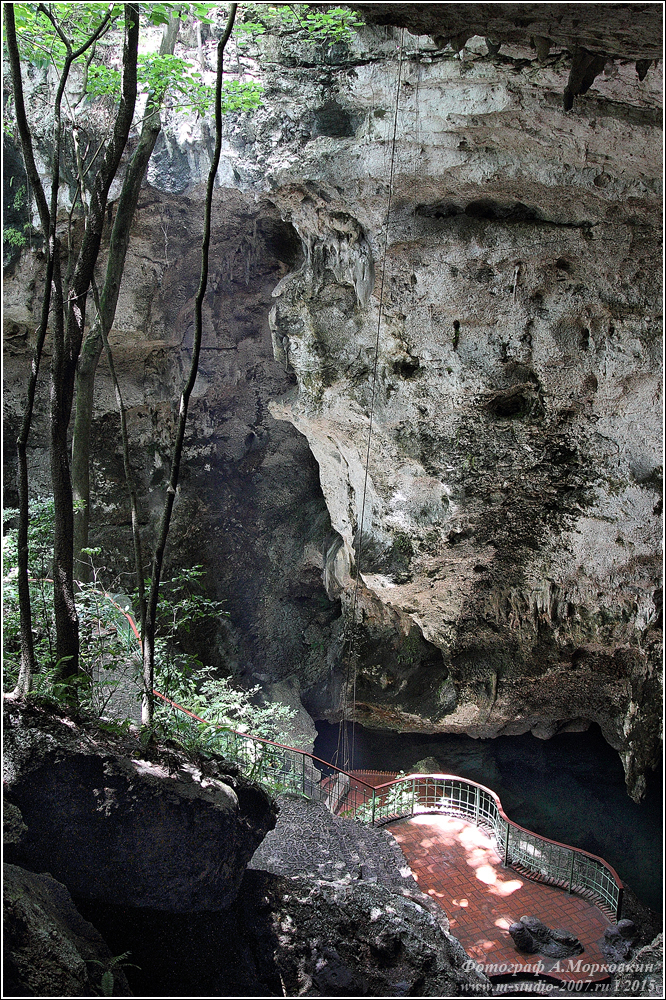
[509,915,584,958]
[3,703,277,912]
[3,863,132,997]
[603,918,637,962]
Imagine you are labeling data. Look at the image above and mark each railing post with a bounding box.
[371,789,376,826]
[302,752,306,794]
[412,778,416,816]
[475,785,480,826]
[504,822,510,867]
[568,850,575,894]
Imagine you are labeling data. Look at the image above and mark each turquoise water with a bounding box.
[314,721,663,912]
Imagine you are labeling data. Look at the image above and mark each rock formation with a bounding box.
[2,5,662,799]
[509,914,584,957]
[2,706,491,996]
[239,871,491,997]
[610,933,663,996]
[3,702,277,912]
[3,864,133,998]
[602,918,638,963]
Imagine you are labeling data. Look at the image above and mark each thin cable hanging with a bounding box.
[335,28,405,773]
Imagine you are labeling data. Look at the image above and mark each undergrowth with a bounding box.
[2,497,304,771]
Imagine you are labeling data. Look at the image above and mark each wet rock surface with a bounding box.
[3,702,277,912]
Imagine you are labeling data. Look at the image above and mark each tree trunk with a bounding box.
[142,3,238,725]
[72,15,180,581]
[51,4,140,678]
[5,7,74,693]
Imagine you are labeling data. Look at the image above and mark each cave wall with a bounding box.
[2,8,662,798]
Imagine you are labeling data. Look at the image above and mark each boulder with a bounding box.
[233,871,492,997]
[3,863,132,997]
[603,918,638,962]
[3,702,277,912]
[610,933,663,996]
[509,915,584,958]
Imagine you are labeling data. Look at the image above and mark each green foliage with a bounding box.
[8,3,120,65]
[6,4,218,66]
[392,532,413,558]
[218,78,263,113]
[351,772,414,823]
[397,630,421,666]
[3,498,59,675]
[6,3,260,122]
[290,5,364,42]
[154,660,304,754]
[2,497,304,797]
[2,499,138,711]
[88,951,139,997]
[3,226,28,248]
[236,3,363,46]
[86,52,262,117]
[12,183,27,211]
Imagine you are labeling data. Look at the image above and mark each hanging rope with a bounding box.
[335,29,405,773]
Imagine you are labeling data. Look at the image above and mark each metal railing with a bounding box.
[360,773,623,921]
[154,691,623,920]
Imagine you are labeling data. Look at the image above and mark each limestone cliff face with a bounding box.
[3,10,661,798]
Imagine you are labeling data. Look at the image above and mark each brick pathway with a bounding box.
[388,814,612,985]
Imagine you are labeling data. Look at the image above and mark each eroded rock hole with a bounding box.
[312,102,357,138]
[256,218,304,268]
[464,199,539,222]
[392,355,420,379]
[415,201,462,219]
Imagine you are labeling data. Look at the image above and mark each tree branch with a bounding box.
[142,2,238,725]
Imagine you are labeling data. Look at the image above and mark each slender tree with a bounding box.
[141,2,237,725]
[49,4,140,676]
[5,2,117,694]
[71,12,181,582]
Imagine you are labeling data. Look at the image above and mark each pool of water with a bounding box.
[313,720,663,912]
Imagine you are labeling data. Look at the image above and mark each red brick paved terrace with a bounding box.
[153,700,621,988]
[343,771,615,986]
[388,814,612,986]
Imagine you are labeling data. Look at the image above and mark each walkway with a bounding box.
[388,813,611,986]
[155,697,620,988]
